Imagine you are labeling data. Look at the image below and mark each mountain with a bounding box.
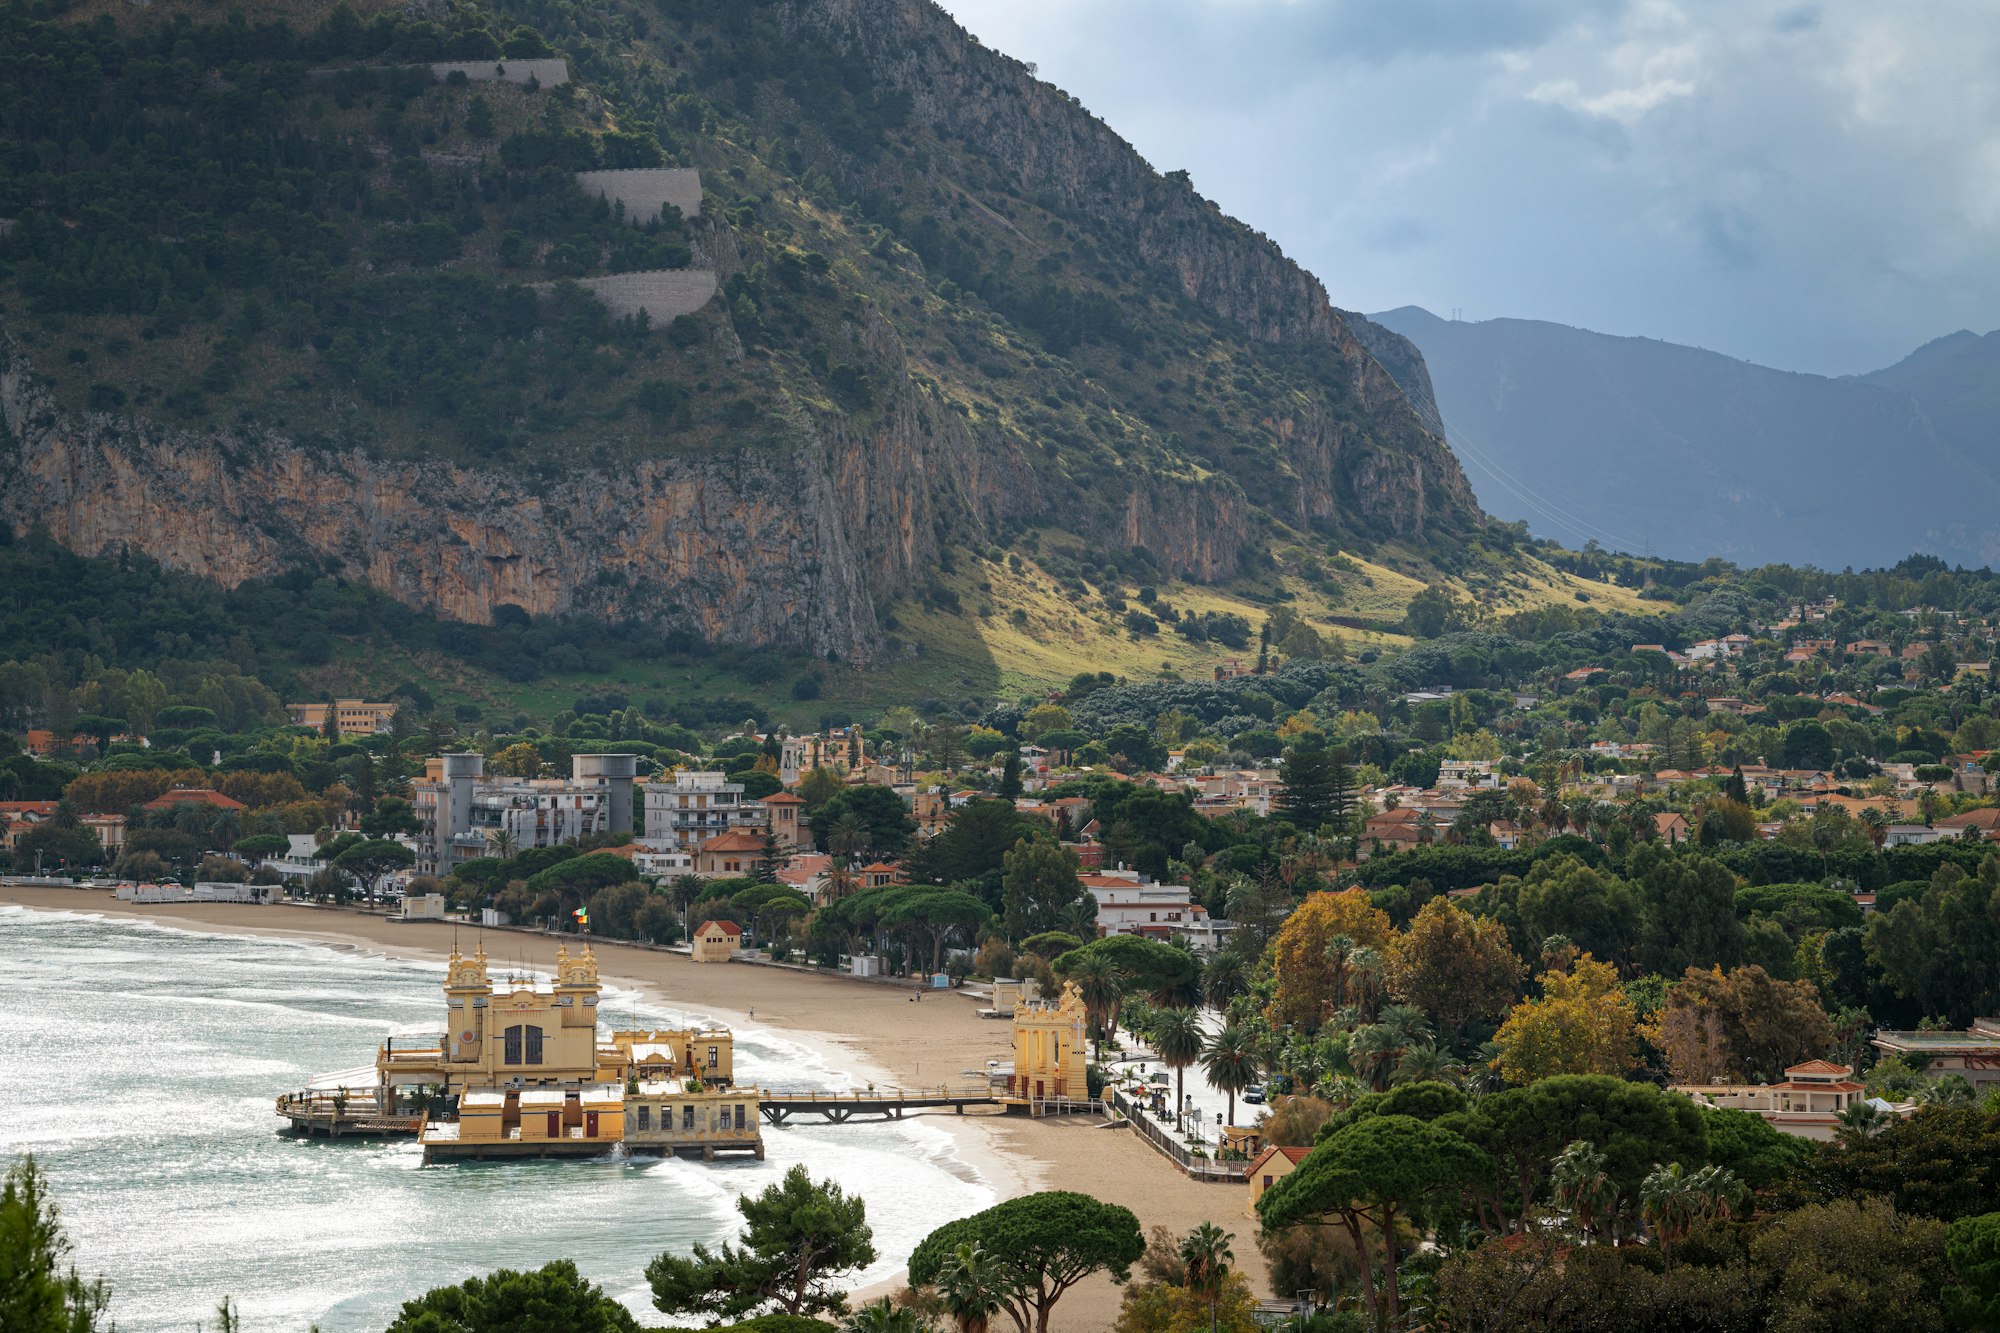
[1854,329,2000,466]
[0,0,1481,667]
[1370,306,2000,570]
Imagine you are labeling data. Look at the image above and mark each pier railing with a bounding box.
[1109,1088,1250,1183]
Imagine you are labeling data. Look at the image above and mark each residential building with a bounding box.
[629,845,695,879]
[1938,808,2000,841]
[286,699,400,736]
[1082,868,1208,940]
[694,828,765,877]
[1363,807,1434,854]
[1872,1018,2000,1093]
[82,813,126,855]
[261,834,329,882]
[409,753,636,877]
[775,727,870,786]
[643,770,768,851]
[1171,917,1238,955]
[1670,1061,1875,1141]
[0,800,57,852]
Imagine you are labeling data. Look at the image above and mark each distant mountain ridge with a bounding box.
[1370,306,2000,570]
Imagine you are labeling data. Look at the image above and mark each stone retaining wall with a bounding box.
[574,168,704,223]
[429,58,569,86]
[544,269,720,323]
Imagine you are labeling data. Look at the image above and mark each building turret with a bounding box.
[553,943,601,1030]
[445,944,490,1063]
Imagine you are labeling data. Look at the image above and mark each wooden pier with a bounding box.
[758,1084,999,1125]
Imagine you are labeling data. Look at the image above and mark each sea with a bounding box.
[0,904,997,1332]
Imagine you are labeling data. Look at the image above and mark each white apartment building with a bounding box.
[411,753,636,877]
[1081,868,1208,940]
[642,770,769,851]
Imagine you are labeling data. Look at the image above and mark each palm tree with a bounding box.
[1392,1043,1461,1087]
[1538,933,1578,973]
[1178,1222,1234,1333]
[936,1242,1005,1333]
[669,872,705,913]
[1378,1003,1432,1045]
[51,798,81,831]
[1313,1072,1368,1109]
[1058,897,1099,941]
[1917,1074,1975,1107]
[210,809,241,851]
[828,811,869,860]
[1835,1100,1890,1140]
[1153,1007,1206,1119]
[823,860,858,902]
[1203,1024,1261,1131]
[1347,1024,1402,1092]
[1640,1162,1738,1265]
[1323,933,1359,1011]
[1067,954,1126,1058]
[1640,1162,1696,1266]
[1689,1164,1746,1224]
[1551,1140,1616,1243]
[1202,953,1248,1008]
[1345,946,1387,1022]
[842,1298,928,1333]
[486,828,517,861]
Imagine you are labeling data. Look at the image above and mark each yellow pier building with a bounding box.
[277,943,747,1160]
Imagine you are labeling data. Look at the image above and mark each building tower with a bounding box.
[572,753,637,836]
[444,943,491,1065]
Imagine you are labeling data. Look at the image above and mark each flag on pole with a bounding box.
[573,906,589,926]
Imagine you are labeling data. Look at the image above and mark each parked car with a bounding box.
[1243,1084,1266,1104]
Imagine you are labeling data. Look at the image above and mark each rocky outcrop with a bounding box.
[1343,310,1445,439]
[777,0,1479,543]
[0,339,979,659]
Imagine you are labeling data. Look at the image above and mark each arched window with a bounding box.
[503,1024,545,1066]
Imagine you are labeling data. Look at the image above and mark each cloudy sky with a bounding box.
[934,0,2000,376]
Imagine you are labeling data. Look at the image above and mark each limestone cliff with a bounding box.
[779,0,1477,538]
[0,0,1480,660]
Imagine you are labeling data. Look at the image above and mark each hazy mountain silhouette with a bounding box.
[1369,307,2000,570]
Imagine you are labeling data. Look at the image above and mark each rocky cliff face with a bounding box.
[1,294,1266,659]
[781,0,1478,541]
[1,338,925,657]
[0,0,1478,659]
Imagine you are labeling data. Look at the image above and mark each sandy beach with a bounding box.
[1,886,1268,1330]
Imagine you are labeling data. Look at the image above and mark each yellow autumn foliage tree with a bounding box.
[1268,889,1394,1031]
[1490,955,1639,1085]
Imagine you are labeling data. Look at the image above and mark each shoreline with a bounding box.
[0,886,1267,1327]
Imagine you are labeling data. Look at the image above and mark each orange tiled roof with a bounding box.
[698,829,766,853]
[142,788,246,811]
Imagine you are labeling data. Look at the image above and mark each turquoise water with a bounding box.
[0,906,995,1332]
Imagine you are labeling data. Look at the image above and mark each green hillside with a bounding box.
[0,0,1650,704]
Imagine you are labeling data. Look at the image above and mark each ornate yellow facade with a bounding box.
[1008,980,1090,1103]
[372,945,735,1101]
